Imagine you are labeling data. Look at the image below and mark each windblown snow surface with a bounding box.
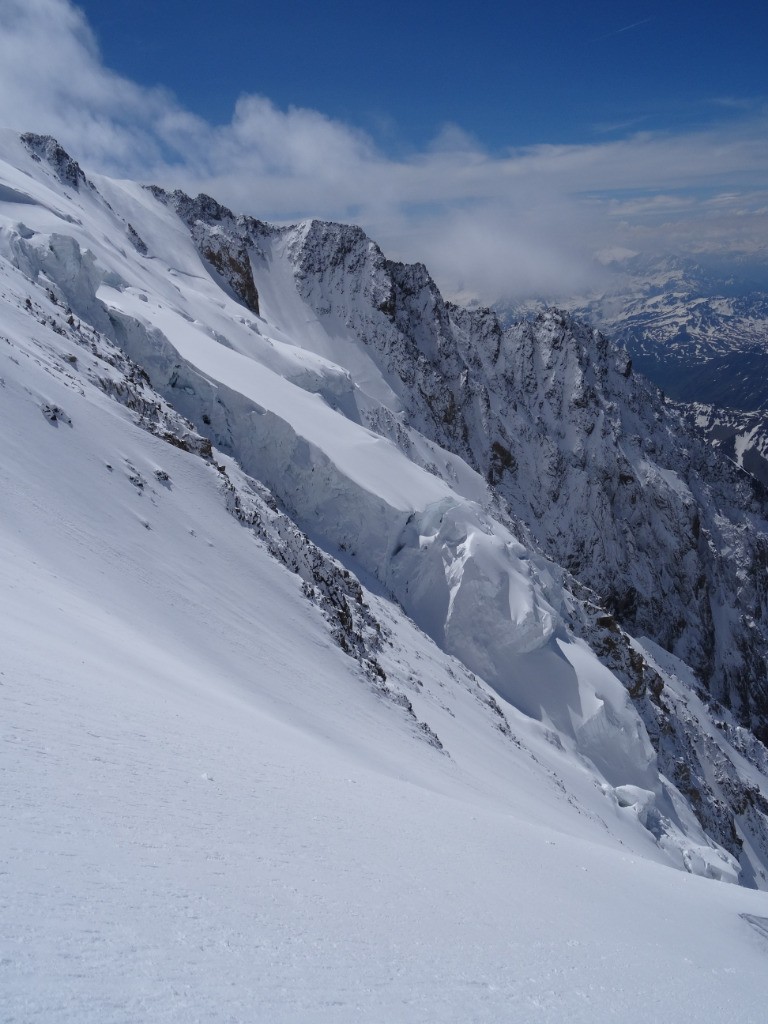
[2,130,768,1022]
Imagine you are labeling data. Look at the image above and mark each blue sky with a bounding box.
[1,0,767,299]
[76,1,767,150]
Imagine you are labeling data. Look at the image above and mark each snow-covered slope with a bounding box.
[3,132,768,1021]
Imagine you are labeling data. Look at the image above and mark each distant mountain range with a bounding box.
[497,251,768,496]
[500,252,768,411]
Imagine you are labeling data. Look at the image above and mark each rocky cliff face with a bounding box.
[21,131,93,190]
[227,218,768,744]
[501,253,768,410]
[679,402,768,490]
[148,186,266,316]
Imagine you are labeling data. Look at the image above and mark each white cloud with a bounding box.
[1,0,767,301]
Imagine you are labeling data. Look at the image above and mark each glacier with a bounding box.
[2,130,768,1022]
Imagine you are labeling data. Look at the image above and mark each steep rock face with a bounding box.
[254,222,768,744]
[572,596,768,884]
[680,402,768,490]
[148,187,264,315]
[20,132,92,191]
[501,253,768,410]
[471,311,768,724]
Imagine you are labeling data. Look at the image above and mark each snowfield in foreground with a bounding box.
[2,130,768,1022]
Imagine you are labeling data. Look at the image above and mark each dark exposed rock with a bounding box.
[126,223,148,256]
[145,187,262,315]
[201,241,260,315]
[21,133,91,191]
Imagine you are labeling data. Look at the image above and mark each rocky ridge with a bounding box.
[679,402,768,491]
[501,253,768,410]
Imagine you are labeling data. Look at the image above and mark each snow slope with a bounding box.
[3,131,768,1021]
[0,131,661,798]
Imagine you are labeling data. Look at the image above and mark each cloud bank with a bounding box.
[1,0,767,301]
